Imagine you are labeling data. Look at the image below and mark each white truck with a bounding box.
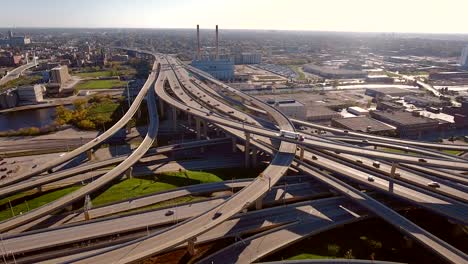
[277,130,304,141]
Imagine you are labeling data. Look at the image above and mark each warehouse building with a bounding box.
[303,64,367,79]
[331,116,396,136]
[370,110,440,138]
[267,99,306,120]
[365,87,416,98]
[306,106,341,122]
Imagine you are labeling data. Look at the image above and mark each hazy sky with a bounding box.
[2,0,468,33]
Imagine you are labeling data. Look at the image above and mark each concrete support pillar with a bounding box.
[245,132,251,168]
[159,100,164,118]
[195,118,201,140]
[252,147,258,168]
[452,223,465,237]
[187,114,192,127]
[403,236,414,248]
[125,166,133,179]
[36,185,43,193]
[232,137,237,152]
[215,127,221,137]
[389,162,397,193]
[299,147,305,161]
[202,120,208,139]
[84,194,92,221]
[171,107,177,132]
[86,150,93,161]
[187,237,197,256]
[390,162,397,176]
[255,194,265,210]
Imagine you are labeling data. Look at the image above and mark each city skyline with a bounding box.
[2,0,468,34]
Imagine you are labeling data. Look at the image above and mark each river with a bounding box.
[0,107,57,132]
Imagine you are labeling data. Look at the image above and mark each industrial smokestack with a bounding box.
[197,24,201,60]
[215,25,219,60]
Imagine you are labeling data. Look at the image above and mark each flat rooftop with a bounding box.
[307,106,339,117]
[371,111,439,126]
[332,116,395,132]
[366,87,415,95]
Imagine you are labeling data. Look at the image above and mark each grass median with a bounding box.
[0,168,263,221]
[75,79,127,90]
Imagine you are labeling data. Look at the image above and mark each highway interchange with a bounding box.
[0,49,467,263]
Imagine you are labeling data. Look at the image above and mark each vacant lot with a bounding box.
[75,79,127,90]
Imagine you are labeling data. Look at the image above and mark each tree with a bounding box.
[55,105,73,125]
[77,119,96,130]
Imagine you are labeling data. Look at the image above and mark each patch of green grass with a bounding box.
[0,75,42,91]
[124,196,206,215]
[289,253,332,260]
[0,186,80,221]
[91,170,225,206]
[442,150,462,155]
[75,71,113,78]
[75,79,127,90]
[289,65,306,80]
[381,147,462,156]
[379,147,417,156]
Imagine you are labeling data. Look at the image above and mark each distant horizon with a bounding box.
[2,0,468,34]
[2,26,468,36]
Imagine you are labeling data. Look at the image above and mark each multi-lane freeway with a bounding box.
[1,50,467,264]
[57,55,468,264]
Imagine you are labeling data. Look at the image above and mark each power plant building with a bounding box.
[191,25,234,81]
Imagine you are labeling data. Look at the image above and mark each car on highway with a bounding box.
[165,210,174,216]
[94,137,100,142]
[212,212,222,220]
[367,176,375,182]
[372,161,380,168]
[418,158,427,163]
[427,181,440,188]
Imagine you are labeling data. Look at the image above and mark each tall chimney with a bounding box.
[197,24,201,60]
[215,25,219,60]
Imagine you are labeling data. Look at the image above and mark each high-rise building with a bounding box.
[460,45,468,69]
[50,65,71,85]
[48,65,71,96]
[17,85,45,104]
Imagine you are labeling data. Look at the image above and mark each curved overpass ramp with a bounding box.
[0,52,161,188]
[65,57,297,263]
[0,71,160,233]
